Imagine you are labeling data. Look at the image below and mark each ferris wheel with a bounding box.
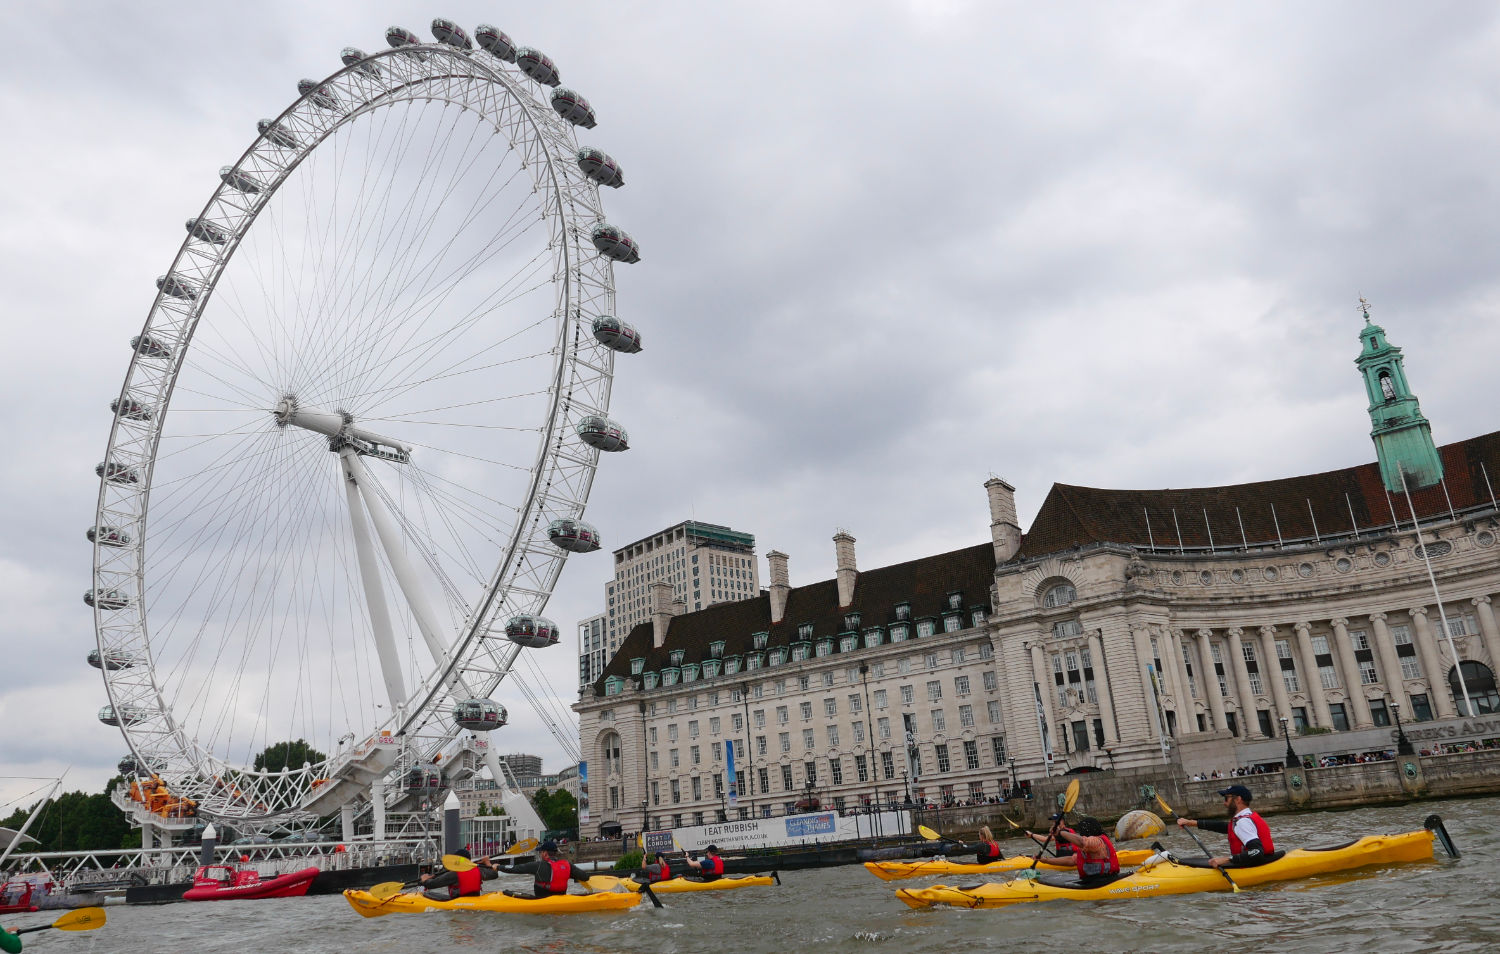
[88,19,643,828]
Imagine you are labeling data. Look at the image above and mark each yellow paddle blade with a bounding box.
[636,832,645,850]
[506,837,540,855]
[918,825,942,841]
[1062,778,1081,813]
[1154,791,1176,817]
[52,907,107,932]
[1115,810,1166,841]
[442,853,477,872]
[998,812,1023,830]
[585,875,637,893]
[368,882,406,901]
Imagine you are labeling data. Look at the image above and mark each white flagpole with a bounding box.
[1397,463,1476,718]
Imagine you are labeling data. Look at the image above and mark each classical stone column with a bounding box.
[1330,617,1374,728]
[1029,642,1060,763]
[1224,628,1261,737]
[1168,629,1199,734]
[1151,627,1187,734]
[1293,621,1333,729]
[1473,596,1500,670]
[1195,629,1227,733]
[1132,624,1165,741]
[1086,630,1120,745]
[1369,612,1407,709]
[1409,607,1458,719]
[1258,625,1294,725]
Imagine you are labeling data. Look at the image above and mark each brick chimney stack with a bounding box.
[650,580,674,648]
[985,478,1022,563]
[833,531,857,607]
[767,551,790,624]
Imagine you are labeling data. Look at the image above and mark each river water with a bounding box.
[29,796,1499,954]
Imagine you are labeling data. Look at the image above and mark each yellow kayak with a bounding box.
[593,874,778,893]
[897,828,1437,909]
[865,849,1156,882]
[343,887,641,917]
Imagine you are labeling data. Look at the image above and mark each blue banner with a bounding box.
[577,761,589,824]
[726,740,738,805]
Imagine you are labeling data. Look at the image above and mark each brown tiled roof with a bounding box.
[1016,430,1500,560]
[594,542,997,690]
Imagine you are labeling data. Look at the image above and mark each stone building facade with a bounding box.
[575,325,1500,837]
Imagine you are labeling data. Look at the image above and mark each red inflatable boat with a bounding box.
[182,865,319,901]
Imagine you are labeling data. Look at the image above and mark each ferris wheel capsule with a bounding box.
[504,614,560,648]
[386,25,427,60]
[591,223,640,263]
[85,588,131,610]
[88,648,137,670]
[576,148,624,189]
[118,754,141,776]
[547,518,601,553]
[186,218,229,245]
[550,88,596,129]
[475,24,516,61]
[219,167,265,194]
[96,460,140,485]
[453,698,507,731]
[157,274,201,300]
[515,47,560,86]
[111,396,154,422]
[297,79,341,112]
[256,119,300,149]
[340,47,381,77]
[87,525,133,547]
[405,763,444,794]
[591,315,642,353]
[431,18,472,50]
[576,415,629,452]
[99,705,149,727]
[131,333,175,360]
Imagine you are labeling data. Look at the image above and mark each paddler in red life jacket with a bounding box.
[1054,816,1119,883]
[527,840,589,898]
[974,826,1003,864]
[684,844,725,882]
[1177,784,1275,868]
[640,851,673,883]
[1026,814,1078,859]
[418,848,499,900]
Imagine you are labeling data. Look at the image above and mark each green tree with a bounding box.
[531,787,578,832]
[0,778,133,852]
[252,739,327,774]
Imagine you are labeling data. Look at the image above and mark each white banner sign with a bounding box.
[644,810,910,854]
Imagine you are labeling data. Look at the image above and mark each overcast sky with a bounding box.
[3,1,1499,813]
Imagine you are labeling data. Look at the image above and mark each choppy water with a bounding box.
[24,797,1499,954]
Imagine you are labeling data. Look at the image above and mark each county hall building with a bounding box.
[576,317,1500,837]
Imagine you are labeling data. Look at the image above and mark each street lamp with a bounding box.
[1389,698,1415,756]
[1279,715,1299,770]
[1007,757,1018,798]
[1103,747,1116,770]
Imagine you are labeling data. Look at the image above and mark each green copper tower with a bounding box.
[1355,299,1443,492]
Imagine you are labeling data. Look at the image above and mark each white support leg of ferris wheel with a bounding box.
[341,449,455,677]
[371,776,387,842]
[340,449,407,712]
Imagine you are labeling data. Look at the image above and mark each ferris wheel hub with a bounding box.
[276,397,412,462]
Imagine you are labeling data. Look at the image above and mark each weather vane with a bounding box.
[1357,295,1373,322]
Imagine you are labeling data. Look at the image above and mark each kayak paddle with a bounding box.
[1153,792,1240,893]
[506,838,540,855]
[14,907,108,935]
[1019,779,1080,880]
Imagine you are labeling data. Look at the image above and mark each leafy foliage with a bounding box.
[530,787,578,831]
[252,739,328,774]
[0,777,136,851]
[613,850,643,871]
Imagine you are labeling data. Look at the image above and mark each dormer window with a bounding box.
[889,624,909,643]
[630,658,645,675]
[863,627,884,648]
[843,612,861,631]
[797,622,814,640]
[753,632,769,650]
[791,643,811,662]
[669,649,685,666]
[703,659,721,678]
[723,656,741,675]
[682,663,700,682]
[839,635,858,653]
[643,671,660,689]
[815,638,833,657]
[947,592,962,610]
[769,647,787,665]
[895,603,911,621]
[604,675,625,696]
[916,619,935,638]
[709,640,725,659]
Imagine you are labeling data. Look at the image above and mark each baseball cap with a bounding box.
[1217,785,1253,802]
[705,844,719,853]
[539,839,558,853]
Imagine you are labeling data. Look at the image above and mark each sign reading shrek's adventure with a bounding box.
[645,808,910,854]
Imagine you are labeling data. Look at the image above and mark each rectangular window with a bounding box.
[991,736,1007,764]
[881,750,896,780]
[689,720,699,738]
[978,641,993,659]
[855,753,869,782]
[651,780,660,806]
[926,681,942,702]
[757,767,769,792]
[827,725,840,746]
[1248,671,1263,694]
[925,652,940,669]
[668,724,678,741]
[853,720,865,742]
[671,779,680,803]
[710,716,720,734]
[804,761,817,785]
[800,701,813,720]
[781,765,793,790]
[963,739,980,769]
[754,709,765,728]
[779,732,790,752]
[1400,655,1423,680]
[1369,699,1390,726]
[1275,640,1292,660]
[1360,661,1379,685]
[901,685,915,705]
[799,675,810,690]
[1412,693,1435,721]
[649,727,657,744]
[732,713,743,732]
[822,672,835,687]
[1391,624,1412,646]
[874,689,888,709]
[670,748,680,767]
[950,648,966,664]
[935,744,950,773]
[1329,703,1350,732]
[776,706,788,724]
[848,693,862,714]
[802,728,815,749]
[650,751,659,770]
[988,701,1002,724]
[931,708,946,732]
[1283,671,1300,694]
[830,757,843,785]
[983,670,998,691]
[1319,665,1340,689]
[1350,629,1370,651]
[959,704,975,728]
[691,777,702,800]
[954,675,971,697]
[824,698,838,717]
[756,735,767,756]
[1311,635,1331,655]
[1242,643,1257,662]
[691,745,701,765]
[878,716,891,739]
[897,657,912,675]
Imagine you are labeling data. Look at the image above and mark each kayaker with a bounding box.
[974,826,1003,864]
[1054,816,1119,883]
[1176,784,1275,868]
[419,848,499,900]
[685,844,726,882]
[638,851,673,883]
[1026,814,1077,858]
[523,840,589,898]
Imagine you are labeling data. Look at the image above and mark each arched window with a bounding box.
[600,730,623,776]
[1379,371,1395,400]
[1449,662,1500,716]
[1042,582,1077,608]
